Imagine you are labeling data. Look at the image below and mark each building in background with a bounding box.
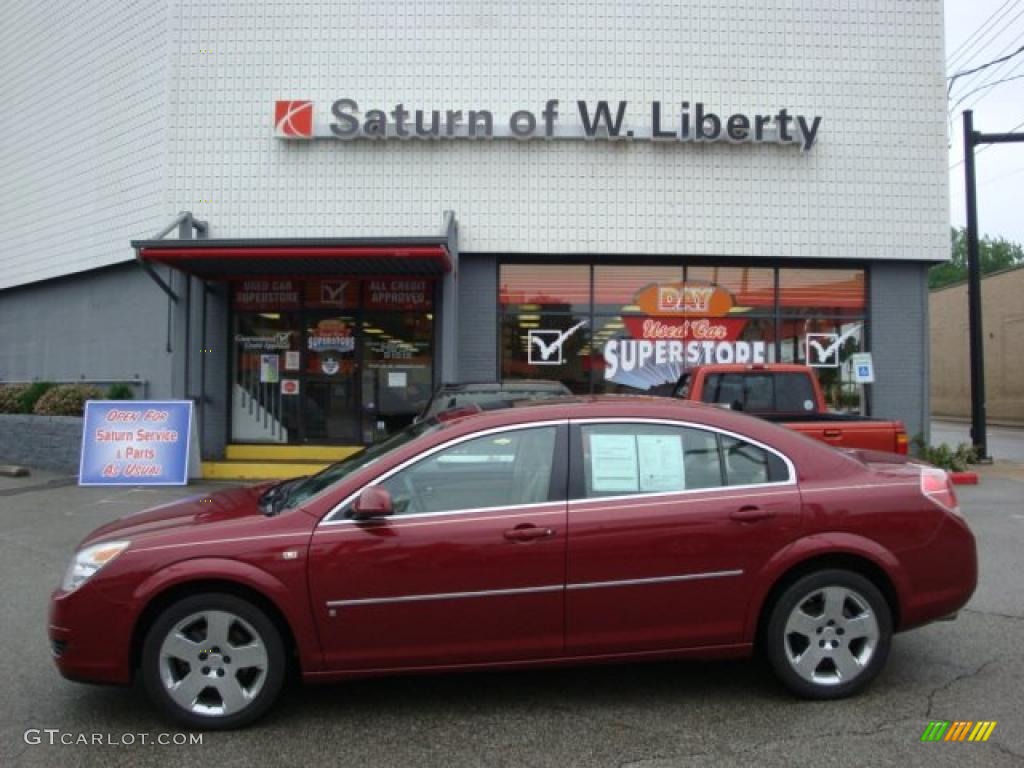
[930,265,1024,424]
[0,1,948,475]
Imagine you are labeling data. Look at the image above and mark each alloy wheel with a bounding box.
[158,610,269,717]
[782,585,880,686]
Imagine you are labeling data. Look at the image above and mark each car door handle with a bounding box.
[824,429,842,438]
[730,506,774,523]
[503,525,556,542]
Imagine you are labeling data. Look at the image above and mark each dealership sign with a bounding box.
[274,99,822,150]
[79,401,194,485]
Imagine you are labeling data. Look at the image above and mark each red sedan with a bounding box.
[50,397,977,729]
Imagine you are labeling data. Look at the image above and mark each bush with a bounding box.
[911,434,978,472]
[106,382,135,400]
[33,384,104,416]
[0,384,30,413]
[17,381,55,413]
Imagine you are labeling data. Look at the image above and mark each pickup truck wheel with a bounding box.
[765,570,891,699]
[142,593,285,729]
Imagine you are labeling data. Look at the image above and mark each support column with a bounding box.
[438,211,460,385]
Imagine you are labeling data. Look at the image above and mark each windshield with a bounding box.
[279,418,442,510]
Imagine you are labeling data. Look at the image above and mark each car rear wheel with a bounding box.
[142,593,285,729]
[765,569,892,699]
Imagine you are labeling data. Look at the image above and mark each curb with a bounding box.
[950,471,979,485]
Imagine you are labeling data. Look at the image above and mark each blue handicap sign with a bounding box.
[79,401,193,485]
[857,365,870,377]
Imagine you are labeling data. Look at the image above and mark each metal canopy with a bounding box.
[132,238,452,279]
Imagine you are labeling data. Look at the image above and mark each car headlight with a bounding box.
[61,540,130,592]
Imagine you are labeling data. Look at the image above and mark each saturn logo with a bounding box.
[274,100,313,138]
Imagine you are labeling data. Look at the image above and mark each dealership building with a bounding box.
[0,1,948,477]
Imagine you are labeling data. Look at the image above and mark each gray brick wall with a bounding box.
[0,415,83,472]
[457,255,498,382]
[869,261,931,444]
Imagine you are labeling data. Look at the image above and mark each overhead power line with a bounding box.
[949,72,1024,113]
[948,43,1024,94]
[947,0,1019,70]
[954,30,1024,113]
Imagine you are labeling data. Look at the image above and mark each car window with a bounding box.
[720,434,789,485]
[282,418,442,509]
[579,424,725,498]
[375,426,558,516]
[578,423,790,498]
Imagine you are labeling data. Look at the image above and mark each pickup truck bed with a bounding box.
[674,364,909,454]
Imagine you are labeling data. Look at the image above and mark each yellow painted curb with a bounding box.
[224,444,361,461]
[200,461,331,481]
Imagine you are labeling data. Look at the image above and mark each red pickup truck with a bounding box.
[672,363,909,454]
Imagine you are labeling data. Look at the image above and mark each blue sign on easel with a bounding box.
[79,401,194,486]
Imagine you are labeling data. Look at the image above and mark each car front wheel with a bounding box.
[141,593,286,729]
[765,569,892,699]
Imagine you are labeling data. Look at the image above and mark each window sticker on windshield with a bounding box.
[637,434,685,492]
[804,400,814,411]
[590,434,640,492]
[492,438,512,446]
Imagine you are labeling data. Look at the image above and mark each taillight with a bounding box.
[895,430,909,455]
[921,467,960,515]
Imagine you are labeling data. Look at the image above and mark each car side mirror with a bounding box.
[352,487,394,520]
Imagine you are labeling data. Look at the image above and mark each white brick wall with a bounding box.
[0,0,171,290]
[0,0,948,291]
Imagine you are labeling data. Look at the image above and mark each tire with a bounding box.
[764,569,892,699]
[141,593,286,729]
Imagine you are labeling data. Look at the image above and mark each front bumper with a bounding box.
[49,584,135,685]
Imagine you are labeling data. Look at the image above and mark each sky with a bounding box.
[946,0,1024,244]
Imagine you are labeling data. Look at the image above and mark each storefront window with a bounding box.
[498,263,867,410]
[778,268,866,317]
[593,266,683,314]
[499,264,590,313]
[500,312,591,394]
[685,266,775,312]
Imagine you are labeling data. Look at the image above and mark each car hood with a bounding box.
[81,483,274,547]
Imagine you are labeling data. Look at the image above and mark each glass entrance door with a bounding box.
[230,278,435,446]
[302,313,360,443]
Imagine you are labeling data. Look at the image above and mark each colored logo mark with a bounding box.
[920,721,997,742]
[275,100,313,138]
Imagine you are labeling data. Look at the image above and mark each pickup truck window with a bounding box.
[702,372,817,414]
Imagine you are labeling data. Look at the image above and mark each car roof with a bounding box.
[437,380,569,392]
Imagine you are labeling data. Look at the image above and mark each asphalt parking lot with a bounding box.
[1,466,1022,768]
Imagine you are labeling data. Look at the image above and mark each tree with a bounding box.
[929,227,1024,290]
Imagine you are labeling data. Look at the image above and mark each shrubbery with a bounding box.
[0,382,135,415]
[0,382,57,413]
[106,382,135,400]
[32,384,105,416]
[18,381,55,413]
[911,435,978,472]
[0,384,30,413]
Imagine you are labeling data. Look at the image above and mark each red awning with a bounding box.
[136,243,452,279]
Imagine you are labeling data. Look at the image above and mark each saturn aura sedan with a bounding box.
[50,396,977,729]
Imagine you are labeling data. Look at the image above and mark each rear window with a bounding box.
[701,372,817,414]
